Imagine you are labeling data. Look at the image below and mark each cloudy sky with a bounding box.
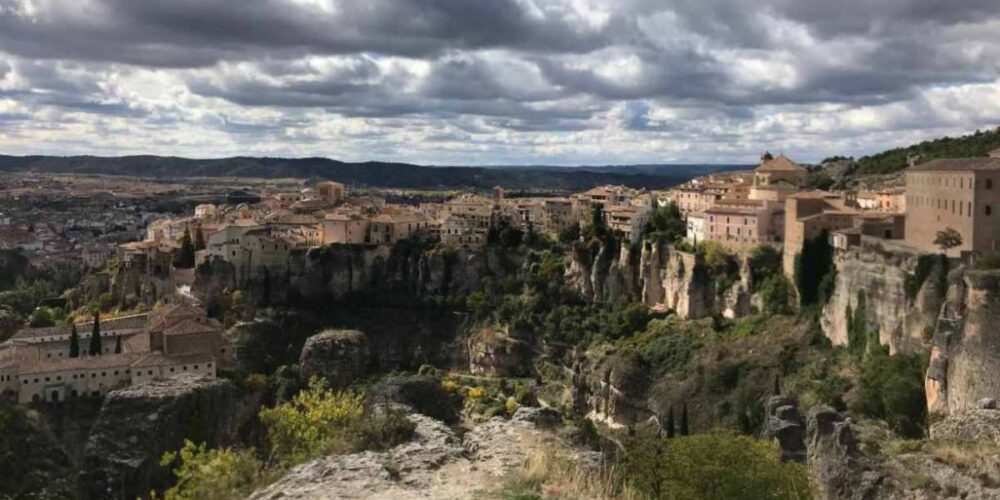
[0,0,998,165]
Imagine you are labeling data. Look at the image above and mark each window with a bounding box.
[987,205,993,216]
[988,179,994,190]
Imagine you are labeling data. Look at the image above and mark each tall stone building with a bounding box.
[904,149,1000,256]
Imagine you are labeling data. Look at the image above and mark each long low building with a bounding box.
[0,303,233,404]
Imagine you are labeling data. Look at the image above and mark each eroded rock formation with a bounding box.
[807,406,887,500]
[79,375,256,500]
[299,329,370,389]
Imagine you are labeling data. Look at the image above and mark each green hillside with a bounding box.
[856,126,1000,175]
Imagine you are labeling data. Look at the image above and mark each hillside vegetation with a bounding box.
[856,127,1000,175]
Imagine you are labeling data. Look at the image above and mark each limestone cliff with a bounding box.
[821,248,945,354]
[926,270,1000,416]
[568,238,753,320]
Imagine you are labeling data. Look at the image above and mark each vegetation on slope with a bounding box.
[855,126,1000,175]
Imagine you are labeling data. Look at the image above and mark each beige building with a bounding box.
[904,152,1000,256]
[782,191,859,276]
[749,155,808,202]
[606,205,651,243]
[704,199,784,252]
[0,304,228,404]
[317,181,346,205]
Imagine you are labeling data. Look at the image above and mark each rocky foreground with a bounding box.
[249,407,586,500]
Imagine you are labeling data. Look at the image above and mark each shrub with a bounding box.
[854,348,928,438]
[258,377,364,467]
[748,245,782,284]
[623,430,811,500]
[158,440,263,500]
[759,274,793,316]
[347,404,416,452]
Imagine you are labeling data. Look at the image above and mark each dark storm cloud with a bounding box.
[0,0,621,67]
[1,0,999,161]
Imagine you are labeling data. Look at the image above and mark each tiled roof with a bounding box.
[906,157,1000,172]
[757,155,805,173]
[162,318,220,337]
[131,351,214,368]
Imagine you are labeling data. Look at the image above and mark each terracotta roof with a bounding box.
[907,157,1000,172]
[757,155,806,173]
[162,318,221,337]
[131,351,215,368]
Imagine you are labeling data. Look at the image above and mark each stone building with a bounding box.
[704,199,784,252]
[749,155,808,202]
[782,191,859,276]
[904,151,1000,256]
[0,304,228,404]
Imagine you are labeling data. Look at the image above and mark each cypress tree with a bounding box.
[88,313,102,356]
[115,335,122,354]
[175,227,196,269]
[680,403,690,436]
[774,374,781,396]
[665,406,676,438]
[69,324,80,358]
[193,226,206,251]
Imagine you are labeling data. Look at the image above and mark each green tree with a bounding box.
[590,204,605,230]
[747,245,782,284]
[193,227,206,251]
[69,323,80,358]
[115,334,123,354]
[934,227,962,252]
[759,274,792,315]
[158,440,263,500]
[624,431,812,500]
[644,202,686,243]
[28,306,55,327]
[174,228,196,269]
[88,313,102,356]
[855,347,928,438]
[794,230,834,306]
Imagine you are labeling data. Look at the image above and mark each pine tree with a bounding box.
[69,324,80,358]
[88,313,102,356]
[680,403,690,436]
[175,227,196,268]
[115,335,122,354]
[665,406,676,438]
[193,226,206,251]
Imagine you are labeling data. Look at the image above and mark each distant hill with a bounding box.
[855,126,1000,175]
[0,155,745,191]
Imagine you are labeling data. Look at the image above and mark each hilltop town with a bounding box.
[3,140,1000,500]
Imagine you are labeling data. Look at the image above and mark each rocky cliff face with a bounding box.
[568,239,753,320]
[824,247,1000,418]
[821,248,944,354]
[926,269,1000,416]
[299,329,370,389]
[79,375,260,500]
[194,242,526,307]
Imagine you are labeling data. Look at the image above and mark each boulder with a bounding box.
[977,397,998,410]
[468,326,530,377]
[299,329,369,389]
[79,375,251,500]
[511,406,562,427]
[807,406,886,500]
[370,374,459,424]
[762,396,806,463]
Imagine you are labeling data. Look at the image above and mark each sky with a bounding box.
[0,0,999,165]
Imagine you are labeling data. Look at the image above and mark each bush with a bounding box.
[259,377,365,467]
[854,348,928,438]
[623,430,811,500]
[158,440,263,500]
[347,404,416,452]
[747,246,782,284]
[759,274,793,316]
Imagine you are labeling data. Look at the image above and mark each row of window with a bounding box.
[909,196,990,217]
[911,174,993,190]
[710,226,755,237]
[17,362,212,385]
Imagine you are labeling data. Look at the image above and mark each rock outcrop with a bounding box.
[821,248,944,354]
[468,326,531,377]
[0,403,76,500]
[763,396,806,463]
[249,406,585,500]
[930,408,1000,445]
[370,374,460,424]
[926,269,1000,416]
[299,329,370,389]
[79,375,254,500]
[585,351,654,427]
[568,238,754,320]
[807,406,887,500]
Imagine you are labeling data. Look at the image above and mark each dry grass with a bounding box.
[491,438,641,500]
[927,440,1000,469]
